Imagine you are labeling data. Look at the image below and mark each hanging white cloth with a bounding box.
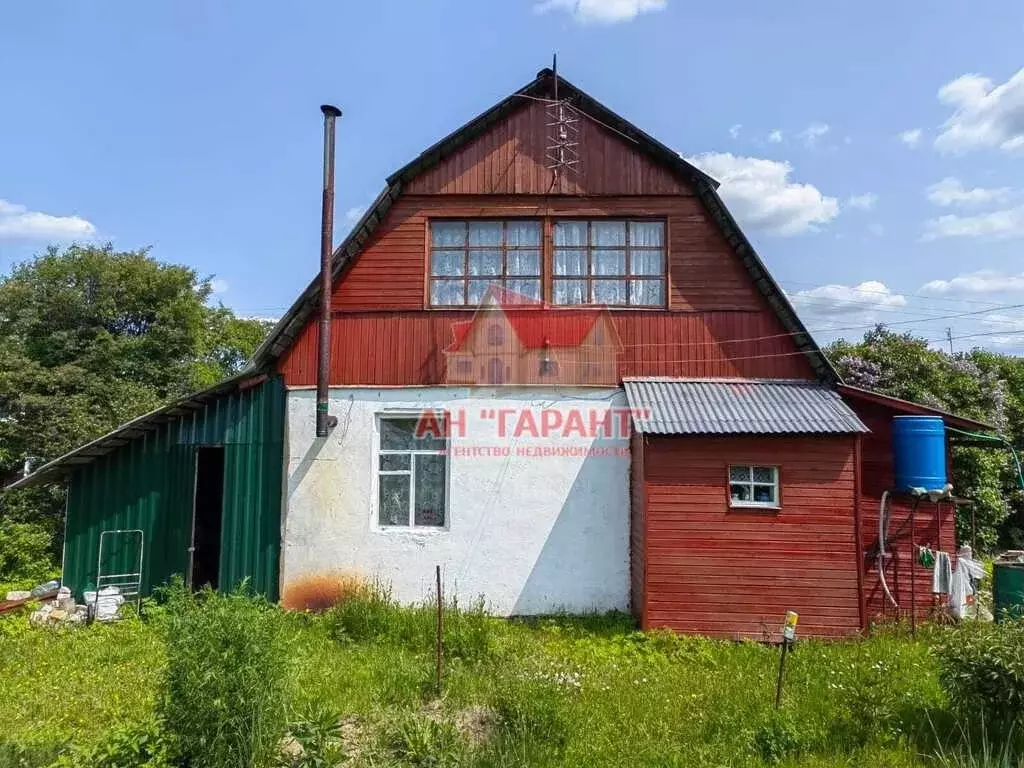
[949,546,986,619]
[933,551,953,594]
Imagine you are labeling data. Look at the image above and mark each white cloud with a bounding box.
[934,68,1024,154]
[686,152,839,236]
[921,206,1024,241]
[925,177,1012,207]
[768,130,782,143]
[343,205,367,224]
[0,199,96,241]
[899,128,923,148]
[209,278,229,295]
[729,124,742,139]
[790,280,907,325]
[847,193,878,211]
[920,269,1024,296]
[534,0,666,23]
[798,122,830,146]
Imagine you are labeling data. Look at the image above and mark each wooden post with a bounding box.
[774,639,789,710]
[435,564,444,694]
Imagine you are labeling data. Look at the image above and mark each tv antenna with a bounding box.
[545,54,580,176]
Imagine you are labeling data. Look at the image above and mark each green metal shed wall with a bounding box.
[63,376,285,600]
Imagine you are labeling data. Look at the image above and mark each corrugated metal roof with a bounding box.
[623,378,868,435]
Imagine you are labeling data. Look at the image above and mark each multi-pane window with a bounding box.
[377,416,447,527]
[729,465,780,508]
[430,221,542,306]
[552,220,665,306]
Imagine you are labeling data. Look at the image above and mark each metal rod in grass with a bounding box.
[436,564,444,695]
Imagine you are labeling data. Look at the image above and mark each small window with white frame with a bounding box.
[729,465,779,508]
[377,415,448,527]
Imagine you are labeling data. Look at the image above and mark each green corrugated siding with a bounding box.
[63,376,285,600]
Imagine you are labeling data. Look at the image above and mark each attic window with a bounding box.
[552,220,665,307]
[430,221,542,306]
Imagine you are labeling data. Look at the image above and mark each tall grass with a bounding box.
[158,585,291,768]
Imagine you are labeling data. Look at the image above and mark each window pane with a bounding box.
[593,221,626,246]
[593,250,626,276]
[468,221,502,247]
[753,485,776,503]
[507,279,541,301]
[554,221,587,247]
[431,250,464,276]
[593,280,627,305]
[469,250,501,277]
[753,467,776,483]
[554,249,587,276]
[380,454,411,472]
[730,484,750,502]
[381,418,419,450]
[432,222,465,247]
[630,280,665,306]
[431,279,465,306]
[630,250,664,276]
[729,466,751,482]
[631,221,664,247]
[553,279,586,305]
[507,221,541,247]
[379,475,410,526]
[507,250,540,276]
[414,454,446,527]
[467,280,490,306]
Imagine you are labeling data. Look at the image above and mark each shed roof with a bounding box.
[623,378,868,435]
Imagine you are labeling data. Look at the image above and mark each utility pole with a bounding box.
[946,327,954,355]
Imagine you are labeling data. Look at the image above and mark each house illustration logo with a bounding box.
[443,284,621,386]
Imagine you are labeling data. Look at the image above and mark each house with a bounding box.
[5,67,993,638]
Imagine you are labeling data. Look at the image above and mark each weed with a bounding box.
[158,585,291,768]
[386,714,467,767]
[280,704,347,767]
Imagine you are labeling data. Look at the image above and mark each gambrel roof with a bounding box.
[247,67,840,383]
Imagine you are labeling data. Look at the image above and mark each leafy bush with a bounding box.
[751,712,807,765]
[53,715,172,767]
[158,585,291,768]
[935,621,1024,738]
[0,520,54,585]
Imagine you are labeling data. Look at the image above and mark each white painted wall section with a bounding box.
[282,387,630,615]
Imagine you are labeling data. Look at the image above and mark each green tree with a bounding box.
[828,326,1024,550]
[0,244,270,578]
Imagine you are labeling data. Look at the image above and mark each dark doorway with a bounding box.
[190,447,225,590]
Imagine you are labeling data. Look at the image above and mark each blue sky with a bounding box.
[2,1,1024,351]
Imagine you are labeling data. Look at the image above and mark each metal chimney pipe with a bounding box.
[317,104,342,438]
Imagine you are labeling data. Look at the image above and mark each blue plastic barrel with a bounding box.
[892,415,947,492]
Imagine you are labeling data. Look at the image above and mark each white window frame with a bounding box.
[373,412,450,530]
[728,464,780,509]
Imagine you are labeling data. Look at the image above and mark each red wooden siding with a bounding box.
[848,398,956,624]
[332,195,765,313]
[641,435,861,638]
[629,432,646,620]
[278,309,813,386]
[405,99,688,196]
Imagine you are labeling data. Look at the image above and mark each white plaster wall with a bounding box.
[282,387,630,614]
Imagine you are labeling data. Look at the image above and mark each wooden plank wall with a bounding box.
[629,432,646,621]
[278,309,813,386]
[641,435,861,638]
[331,195,766,313]
[404,99,688,197]
[850,398,956,624]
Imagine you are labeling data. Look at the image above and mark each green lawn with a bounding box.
[0,599,1008,767]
